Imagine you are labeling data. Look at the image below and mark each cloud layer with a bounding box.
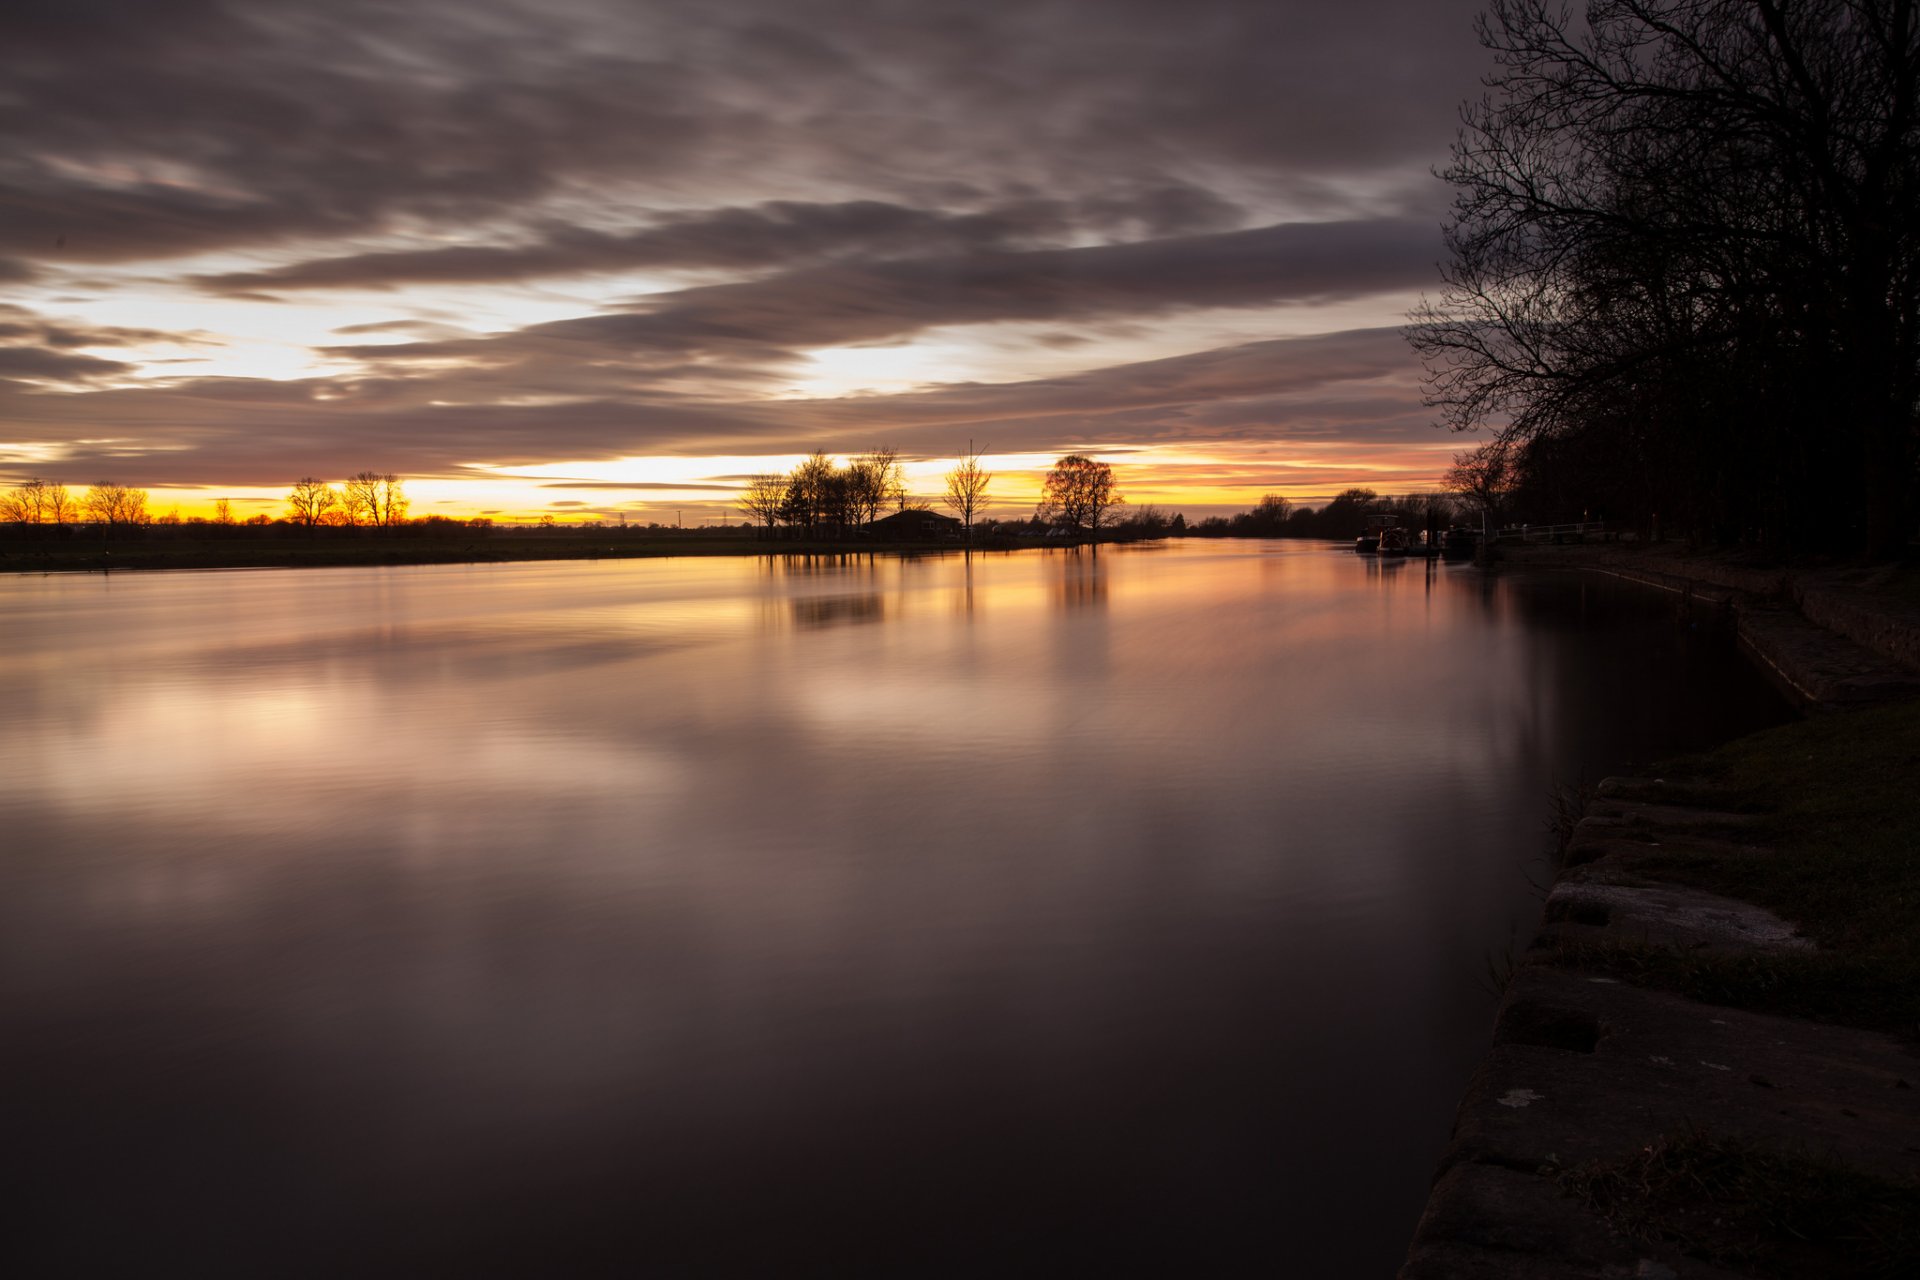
[0,0,1492,505]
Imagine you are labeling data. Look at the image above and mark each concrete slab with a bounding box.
[1541,881,1811,953]
[1401,1162,1751,1280]
[1442,968,1920,1183]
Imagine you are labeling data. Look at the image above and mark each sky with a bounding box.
[1,0,1496,523]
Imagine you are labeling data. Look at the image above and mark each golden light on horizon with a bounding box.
[114,434,1458,526]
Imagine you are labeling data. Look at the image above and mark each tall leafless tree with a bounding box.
[1410,0,1920,552]
[341,472,407,526]
[849,447,904,526]
[738,472,787,533]
[287,477,338,527]
[943,442,992,537]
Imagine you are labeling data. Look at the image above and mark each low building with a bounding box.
[867,509,964,540]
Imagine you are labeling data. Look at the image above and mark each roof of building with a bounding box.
[869,508,962,528]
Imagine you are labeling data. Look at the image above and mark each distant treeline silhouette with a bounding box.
[1186,490,1460,541]
[1409,1,1920,555]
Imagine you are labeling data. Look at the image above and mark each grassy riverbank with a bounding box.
[1554,696,1920,1037]
[0,526,1020,574]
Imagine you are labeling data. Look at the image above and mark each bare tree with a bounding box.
[45,482,75,524]
[83,481,148,526]
[374,473,407,526]
[943,442,992,537]
[738,472,787,533]
[848,447,903,526]
[1411,0,1920,552]
[1,479,76,524]
[287,477,338,527]
[1445,440,1518,529]
[214,498,235,525]
[342,472,377,526]
[340,471,406,526]
[1037,454,1122,535]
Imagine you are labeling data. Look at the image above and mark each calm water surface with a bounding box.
[0,543,1785,1275]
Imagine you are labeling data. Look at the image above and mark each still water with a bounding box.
[1,542,1785,1275]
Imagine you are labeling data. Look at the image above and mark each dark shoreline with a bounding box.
[0,529,1045,576]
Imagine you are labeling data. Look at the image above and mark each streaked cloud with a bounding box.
[0,0,1494,513]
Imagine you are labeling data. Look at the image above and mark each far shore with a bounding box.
[0,525,1093,575]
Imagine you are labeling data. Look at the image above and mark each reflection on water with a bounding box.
[792,592,885,630]
[1053,546,1109,610]
[0,544,1786,1276]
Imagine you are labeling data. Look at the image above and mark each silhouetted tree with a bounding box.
[782,451,837,532]
[342,471,408,526]
[343,472,377,526]
[2,478,75,524]
[1446,440,1518,528]
[943,443,992,537]
[738,473,787,533]
[287,477,338,527]
[1037,454,1122,535]
[1245,494,1291,534]
[849,447,904,526]
[83,481,148,526]
[1315,487,1382,538]
[1412,0,1920,553]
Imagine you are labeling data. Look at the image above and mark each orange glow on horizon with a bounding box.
[115,439,1457,526]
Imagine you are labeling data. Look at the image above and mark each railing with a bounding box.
[1498,520,1610,543]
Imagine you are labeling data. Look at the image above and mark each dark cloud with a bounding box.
[0,306,185,350]
[0,347,132,383]
[195,192,1244,294]
[336,218,1439,376]
[4,0,1484,269]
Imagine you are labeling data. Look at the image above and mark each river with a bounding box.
[0,542,1786,1275]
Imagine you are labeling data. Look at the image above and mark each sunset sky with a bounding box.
[3,0,1495,523]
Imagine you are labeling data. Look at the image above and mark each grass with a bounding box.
[1546,696,1920,1036]
[1558,1127,1920,1279]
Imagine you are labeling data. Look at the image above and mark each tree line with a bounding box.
[285,473,409,527]
[737,448,1129,540]
[1410,0,1920,556]
[1186,489,1461,540]
[1,480,152,527]
[737,448,912,535]
[0,472,413,530]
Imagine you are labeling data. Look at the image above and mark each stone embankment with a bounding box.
[1401,785,1919,1278]
[1400,548,1920,1278]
